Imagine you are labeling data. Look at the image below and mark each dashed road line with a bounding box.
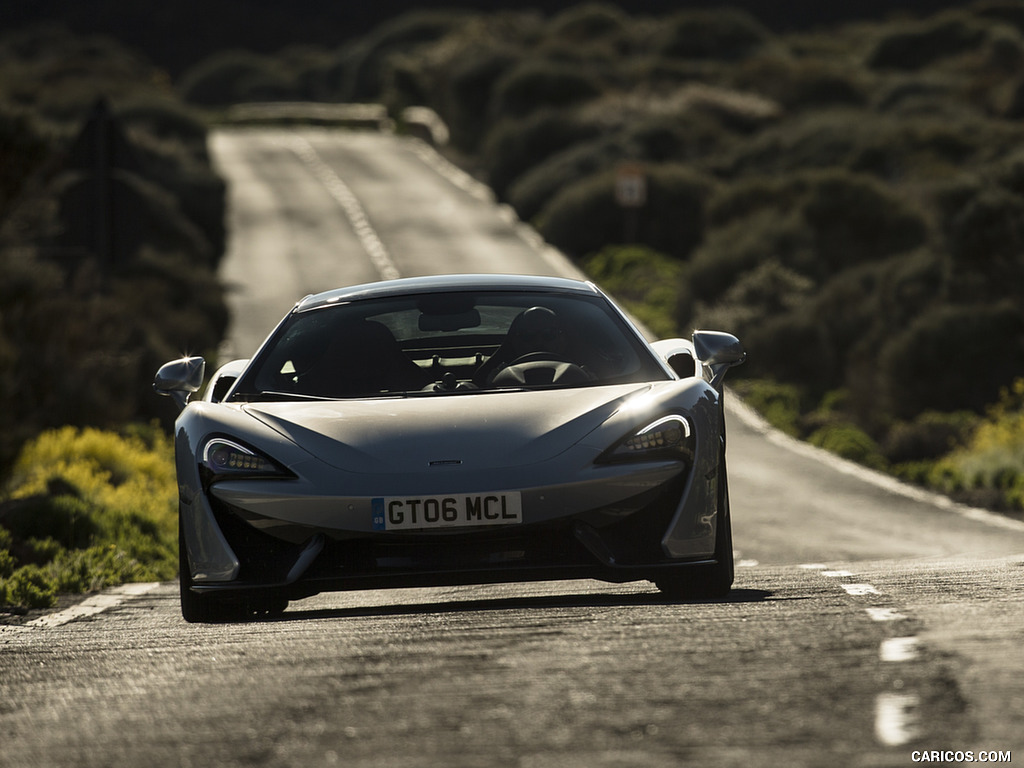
[840,583,881,596]
[278,134,401,282]
[880,636,921,662]
[866,606,908,622]
[875,692,922,746]
[801,564,923,748]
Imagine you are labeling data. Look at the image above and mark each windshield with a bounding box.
[231,290,669,400]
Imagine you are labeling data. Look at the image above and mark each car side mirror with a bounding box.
[692,331,745,389]
[154,356,206,411]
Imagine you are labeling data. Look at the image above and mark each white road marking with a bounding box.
[737,559,759,568]
[821,570,854,578]
[880,636,921,662]
[22,583,161,629]
[279,134,402,281]
[866,607,908,622]
[875,692,921,746]
[799,563,828,570]
[840,583,881,596]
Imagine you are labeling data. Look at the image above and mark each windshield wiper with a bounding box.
[238,390,334,402]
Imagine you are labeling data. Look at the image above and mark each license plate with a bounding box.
[371,492,523,531]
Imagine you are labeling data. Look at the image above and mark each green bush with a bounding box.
[800,171,928,278]
[507,134,629,221]
[730,379,804,437]
[1,564,56,610]
[867,13,990,70]
[725,110,978,179]
[945,187,1024,302]
[734,55,867,110]
[927,379,1024,509]
[878,302,1024,418]
[441,46,523,152]
[536,163,715,260]
[334,10,471,102]
[0,104,49,220]
[581,245,683,338]
[0,425,178,610]
[809,424,888,470]
[883,411,979,463]
[178,50,296,106]
[655,9,774,61]
[490,59,603,119]
[507,112,731,222]
[690,259,814,340]
[547,3,630,45]
[480,109,602,197]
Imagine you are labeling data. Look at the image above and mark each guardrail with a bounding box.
[221,102,450,146]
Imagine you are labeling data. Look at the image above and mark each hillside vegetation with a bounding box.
[0,27,225,609]
[175,1,1024,512]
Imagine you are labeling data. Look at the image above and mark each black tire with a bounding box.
[654,455,734,600]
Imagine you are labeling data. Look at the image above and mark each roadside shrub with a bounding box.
[878,303,1024,418]
[802,172,928,278]
[929,379,1024,508]
[655,9,773,61]
[582,245,682,338]
[726,110,977,179]
[867,13,990,70]
[547,3,630,45]
[334,10,470,102]
[730,379,803,437]
[883,410,979,463]
[4,425,177,557]
[691,259,815,349]
[507,134,629,221]
[809,424,888,470]
[1,564,56,610]
[0,105,49,220]
[945,187,1024,301]
[685,209,810,308]
[536,164,715,260]
[0,426,178,610]
[116,96,208,146]
[490,59,603,119]
[480,109,601,198]
[734,55,867,110]
[738,310,838,396]
[508,107,734,222]
[178,50,296,106]
[441,47,522,152]
[689,170,928,311]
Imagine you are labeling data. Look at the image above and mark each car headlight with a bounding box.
[600,415,693,463]
[200,437,290,485]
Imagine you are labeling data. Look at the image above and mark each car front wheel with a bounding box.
[654,456,734,600]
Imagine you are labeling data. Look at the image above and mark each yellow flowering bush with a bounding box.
[0,425,178,610]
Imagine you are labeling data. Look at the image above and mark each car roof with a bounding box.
[294,274,602,313]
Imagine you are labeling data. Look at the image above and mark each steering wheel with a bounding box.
[488,351,593,387]
[507,351,576,367]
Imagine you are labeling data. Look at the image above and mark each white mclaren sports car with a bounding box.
[155,274,745,622]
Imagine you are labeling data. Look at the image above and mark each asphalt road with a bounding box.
[2,128,1022,768]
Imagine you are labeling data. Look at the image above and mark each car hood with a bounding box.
[242,384,651,474]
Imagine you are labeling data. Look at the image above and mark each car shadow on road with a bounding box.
[268,587,773,623]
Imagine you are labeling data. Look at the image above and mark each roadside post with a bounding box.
[615,162,647,242]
